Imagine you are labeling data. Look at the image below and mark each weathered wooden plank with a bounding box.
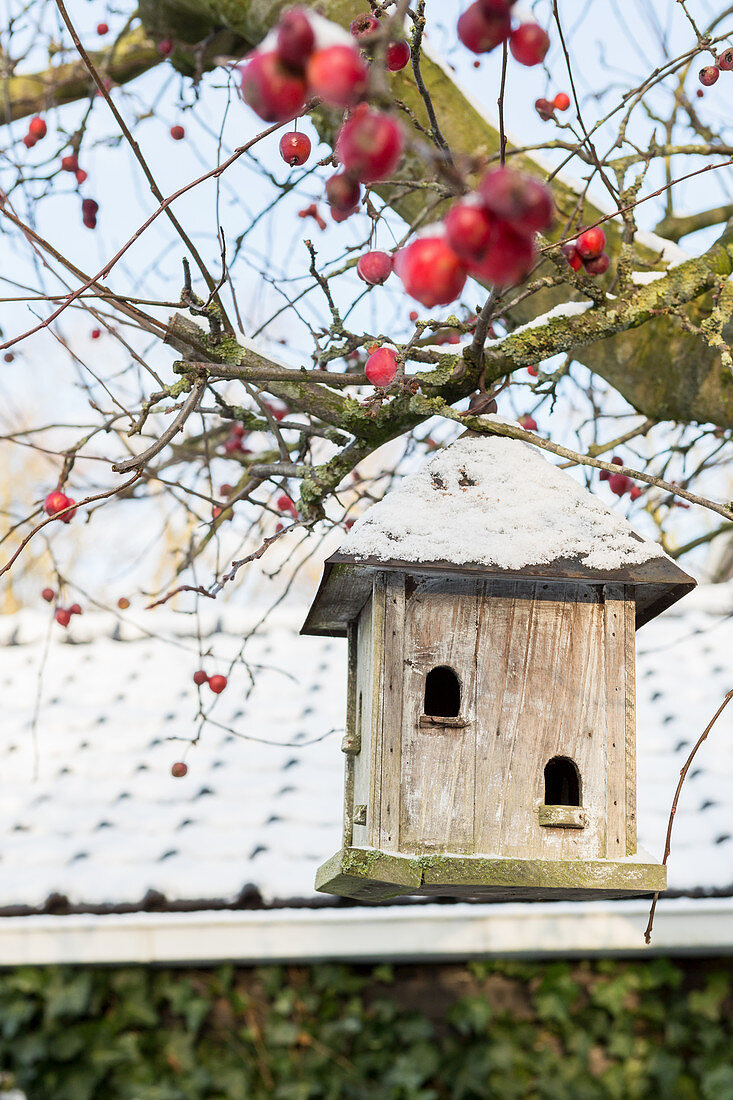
[351,597,374,848]
[341,622,358,848]
[367,575,386,848]
[399,576,479,854]
[376,572,405,851]
[623,587,637,855]
[604,585,629,860]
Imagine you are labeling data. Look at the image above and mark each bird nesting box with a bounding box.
[302,431,695,902]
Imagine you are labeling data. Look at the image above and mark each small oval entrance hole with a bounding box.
[544,756,581,806]
[423,666,461,718]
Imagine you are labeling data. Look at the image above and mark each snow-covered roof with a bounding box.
[1,584,732,918]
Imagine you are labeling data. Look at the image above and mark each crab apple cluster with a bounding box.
[326,103,403,221]
[60,152,88,186]
[396,167,552,308]
[357,250,393,285]
[240,7,369,123]
[222,422,250,456]
[44,490,77,523]
[349,12,411,72]
[698,47,733,87]
[535,91,570,120]
[55,603,83,628]
[365,346,398,387]
[561,226,609,277]
[457,1,549,68]
[192,670,228,694]
[599,456,641,500]
[22,114,47,149]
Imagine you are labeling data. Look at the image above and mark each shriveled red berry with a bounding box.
[699,65,719,86]
[535,97,554,121]
[509,23,550,66]
[629,486,642,501]
[28,115,47,140]
[306,45,368,108]
[91,328,101,339]
[396,236,467,308]
[193,670,208,686]
[561,242,582,271]
[61,154,79,172]
[337,105,403,183]
[409,309,419,321]
[553,91,570,111]
[357,251,393,285]
[41,587,55,603]
[584,251,610,276]
[69,603,82,615]
[457,2,511,53]
[55,608,72,627]
[208,674,228,694]
[81,197,99,230]
[75,168,88,184]
[479,168,553,233]
[518,414,537,431]
[325,173,361,218]
[445,200,494,262]
[276,7,315,70]
[159,38,173,55]
[170,125,185,140]
[240,51,307,123]
[279,131,311,166]
[469,221,535,287]
[386,40,411,71]
[718,48,733,71]
[350,12,380,40]
[97,22,109,35]
[171,762,188,778]
[44,490,76,522]
[576,226,606,260]
[22,134,37,149]
[365,347,398,387]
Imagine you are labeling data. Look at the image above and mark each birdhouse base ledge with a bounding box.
[315,847,667,903]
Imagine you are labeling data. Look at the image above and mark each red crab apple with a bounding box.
[479,168,553,233]
[117,597,130,609]
[396,236,467,307]
[279,131,311,166]
[28,115,47,140]
[171,762,188,778]
[192,670,208,686]
[699,65,719,86]
[159,38,173,55]
[22,134,36,149]
[81,198,99,229]
[170,125,185,140]
[365,346,398,387]
[518,414,537,431]
[534,97,554,121]
[325,172,361,218]
[629,486,642,501]
[357,250,393,285]
[97,21,109,34]
[469,221,535,287]
[350,12,380,40]
[276,7,315,70]
[44,490,76,522]
[306,45,368,108]
[445,200,494,262]
[478,0,516,12]
[554,91,570,110]
[584,251,610,276]
[240,51,307,122]
[41,588,55,603]
[55,608,72,627]
[208,674,228,694]
[337,105,403,183]
[509,23,550,66]
[386,40,411,71]
[719,49,733,71]
[561,242,582,270]
[61,154,78,172]
[457,2,511,53]
[575,226,606,260]
[69,603,82,616]
[599,456,623,482]
[609,472,631,497]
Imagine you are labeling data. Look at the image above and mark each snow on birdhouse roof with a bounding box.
[1,586,732,924]
[302,429,693,635]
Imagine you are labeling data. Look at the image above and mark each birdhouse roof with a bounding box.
[302,428,695,635]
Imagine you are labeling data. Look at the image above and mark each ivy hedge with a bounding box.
[0,957,732,1099]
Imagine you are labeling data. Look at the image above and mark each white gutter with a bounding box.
[0,898,730,966]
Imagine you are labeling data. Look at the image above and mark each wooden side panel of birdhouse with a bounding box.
[350,593,378,848]
[370,572,405,850]
[473,580,629,862]
[396,575,480,855]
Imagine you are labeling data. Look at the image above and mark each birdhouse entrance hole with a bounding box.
[423,666,461,718]
[544,756,581,806]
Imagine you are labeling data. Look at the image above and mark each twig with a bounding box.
[644,689,733,943]
[112,383,205,472]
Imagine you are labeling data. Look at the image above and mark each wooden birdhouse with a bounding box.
[302,430,695,902]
